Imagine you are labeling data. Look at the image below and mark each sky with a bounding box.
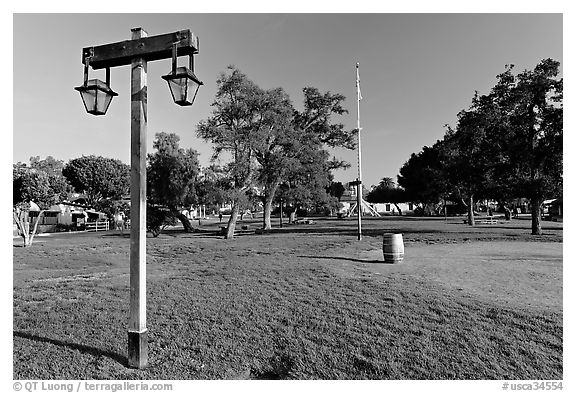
[12,13,562,189]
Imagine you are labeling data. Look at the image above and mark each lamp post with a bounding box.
[75,27,202,369]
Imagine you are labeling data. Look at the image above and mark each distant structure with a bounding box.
[343,182,380,217]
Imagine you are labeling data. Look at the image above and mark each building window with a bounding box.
[408,203,413,210]
[386,204,391,212]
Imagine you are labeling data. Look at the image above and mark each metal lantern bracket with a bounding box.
[169,41,196,74]
[81,50,113,90]
[82,50,91,86]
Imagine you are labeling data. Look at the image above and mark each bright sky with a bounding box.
[12,13,562,188]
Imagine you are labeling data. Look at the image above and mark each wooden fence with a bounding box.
[85,221,110,232]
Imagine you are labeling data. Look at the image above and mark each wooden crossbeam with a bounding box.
[82,29,199,69]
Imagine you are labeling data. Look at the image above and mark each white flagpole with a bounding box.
[356,62,362,241]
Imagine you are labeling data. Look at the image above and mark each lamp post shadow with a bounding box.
[297,255,390,264]
[14,331,127,368]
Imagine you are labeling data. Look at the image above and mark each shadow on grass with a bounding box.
[101,233,130,238]
[446,221,563,231]
[230,226,443,238]
[249,353,295,380]
[298,255,387,264]
[14,331,127,367]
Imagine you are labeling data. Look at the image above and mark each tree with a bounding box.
[256,86,355,229]
[13,165,66,247]
[198,67,355,235]
[195,164,230,213]
[147,132,200,233]
[366,178,408,215]
[291,87,355,211]
[294,87,355,149]
[29,155,72,200]
[197,66,271,238]
[281,146,337,217]
[30,155,64,176]
[397,142,447,215]
[146,205,177,237]
[328,181,346,202]
[63,155,129,209]
[250,87,297,230]
[490,60,563,234]
[378,177,396,189]
[396,60,562,231]
[442,93,501,226]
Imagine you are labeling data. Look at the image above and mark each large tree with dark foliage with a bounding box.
[396,59,562,233]
[63,155,129,209]
[147,132,200,233]
[366,177,408,215]
[397,141,447,214]
[442,92,503,226]
[490,60,563,234]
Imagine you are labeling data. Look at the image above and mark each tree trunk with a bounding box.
[29,210,45,245]
[262,195,274,230]
[467,195,475,226]
[495,200,511,220]
[262,183,279,230]
[14,209,45,247]
[393,203,403,216]
[174,210,194,232]
[503,205,512,220]
[13,210,30,247]
[225,202,241,239]
[531,197,543,235]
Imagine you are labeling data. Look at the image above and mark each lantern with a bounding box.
[161,42,203,106]
[75,61,117,116]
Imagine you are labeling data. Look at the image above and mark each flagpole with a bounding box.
[356,62,362,241]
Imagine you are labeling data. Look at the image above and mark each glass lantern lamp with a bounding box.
[75,63,117,116]
[162,67,203,106]
[75,79,118,116]
[162,43,203,106]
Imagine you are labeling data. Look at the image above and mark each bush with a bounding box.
[147,205,177,237]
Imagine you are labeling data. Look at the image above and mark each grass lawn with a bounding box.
[13,216,563,380]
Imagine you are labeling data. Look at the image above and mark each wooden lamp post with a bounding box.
[75,27,202,369]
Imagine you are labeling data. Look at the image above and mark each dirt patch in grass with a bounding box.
[13,217,562,379]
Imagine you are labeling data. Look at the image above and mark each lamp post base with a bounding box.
[128,330,148,369]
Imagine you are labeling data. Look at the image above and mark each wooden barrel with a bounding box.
[383,233,404,263]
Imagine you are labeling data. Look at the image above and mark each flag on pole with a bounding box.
[356,62,363,101]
